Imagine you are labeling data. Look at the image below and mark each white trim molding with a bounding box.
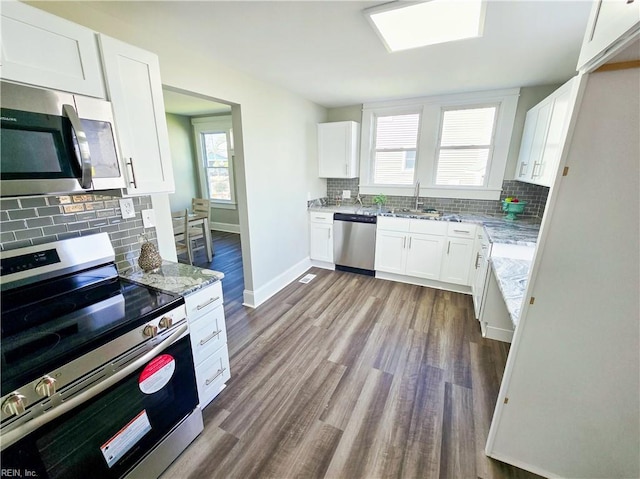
[209,221,241,234]
[242,257,312,308]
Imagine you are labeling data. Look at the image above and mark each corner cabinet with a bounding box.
[515,78,577,187]
[309,211,334,267]
[99,35,175,195]
[577,0,640,71]
[318,121,360,178]
[184,281,230,409]
[440,223,476,285]
[0,1,105,98]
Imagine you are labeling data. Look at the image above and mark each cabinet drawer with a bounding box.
[195,344,231,408]
[378,216,410,232]
[447,223,476,239]
[409,220,448,236]
[309,211,334,224]
[184,281,223,320]
[189,305,228,366]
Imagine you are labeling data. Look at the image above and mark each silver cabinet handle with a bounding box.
[205,367,226,386]
[199,329,222,346]
[196,296,220,310]
[531,161,542,178]
[0,323,188,451]
[475,252,481,269]
[402,236,406,249]
[328,228,331,240]
[453,229,468,234]
[408,236,412,249]
[447,241,451,254]
[62,104,92,189]
[126,158,138,188]
[519,162,528,177]
[344,164,348,176]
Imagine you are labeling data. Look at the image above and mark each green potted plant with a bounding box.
[373,194,387,213]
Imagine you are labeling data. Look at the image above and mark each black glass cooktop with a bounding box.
[1,265,183,396]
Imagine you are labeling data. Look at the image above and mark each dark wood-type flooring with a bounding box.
[166,232,541,479]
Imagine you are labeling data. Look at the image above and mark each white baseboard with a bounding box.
[484,325,513,343]
[310,259,335,270]
[210,222,241,234]
[242,257,312,308]
[486,451,560,479]
[375,271,472,295]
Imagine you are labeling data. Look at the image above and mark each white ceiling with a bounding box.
[38,1,593,108]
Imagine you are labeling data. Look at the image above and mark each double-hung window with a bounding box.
[373,113,421,185]
[359,88,519,200]
[192,116,236,208]
[434,105,497,186]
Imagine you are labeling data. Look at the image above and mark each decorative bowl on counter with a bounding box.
[502,200,527,220]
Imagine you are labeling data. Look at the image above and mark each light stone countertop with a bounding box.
[121,261,224,296]
[308,205,541,246]
[490,257,531,327]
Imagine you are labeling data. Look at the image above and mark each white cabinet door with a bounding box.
[515,108,539,181]
[577,0,640,71]
[309,222,334,262]
[0,2,105,97]
[534,87,571,186]
[441,237,475,285]
[374,230,407,274]
[318,121,360,178]
[405,233,445,280]
[515,78,577,187]
[99,35,175,195]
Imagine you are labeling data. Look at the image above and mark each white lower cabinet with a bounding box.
[375,217,473,284]
[309,212,334,264]
[184,281,230,408]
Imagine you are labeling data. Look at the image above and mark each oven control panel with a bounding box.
[0,304,187,426]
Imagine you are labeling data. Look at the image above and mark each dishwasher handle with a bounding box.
[333,213,377,224]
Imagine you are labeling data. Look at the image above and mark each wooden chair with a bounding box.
[190,198,212,258]
[171,209,192,265]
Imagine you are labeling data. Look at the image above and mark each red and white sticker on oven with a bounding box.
[138,354,176,394]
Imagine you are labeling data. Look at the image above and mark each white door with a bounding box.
[441,237,475,285]
[405,233,445,280]
[309,223,333,263]
[374,230,406,274]
[99,34,175,195]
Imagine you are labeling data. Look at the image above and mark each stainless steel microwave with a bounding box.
[0,81,126,197]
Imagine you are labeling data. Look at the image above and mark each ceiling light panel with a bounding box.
[366,0,486,52]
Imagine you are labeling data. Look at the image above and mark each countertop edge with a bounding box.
[121,261,225,296]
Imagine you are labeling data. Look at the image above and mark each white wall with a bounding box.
[165,113,199,213]
[31,1,328,303]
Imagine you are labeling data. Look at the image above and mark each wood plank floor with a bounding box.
[166,236,542,479]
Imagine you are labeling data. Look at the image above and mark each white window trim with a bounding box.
[359,88,520,200]
[191,116,237,209]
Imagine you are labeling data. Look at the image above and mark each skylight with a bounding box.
[365,0,486,52]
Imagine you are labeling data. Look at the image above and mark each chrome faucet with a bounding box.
[414,181,423,211]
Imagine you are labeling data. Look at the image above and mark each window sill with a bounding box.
[210,201,237,210]
[359,184,502,201]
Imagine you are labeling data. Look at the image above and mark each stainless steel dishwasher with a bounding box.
[333,213,377,275]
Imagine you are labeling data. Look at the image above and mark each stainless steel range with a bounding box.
[0,233,203,479]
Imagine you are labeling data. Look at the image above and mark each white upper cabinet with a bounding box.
[515,78,577,187]
[577,0,640,71]
[99,35,175,195]
[318,121,360,178]
[0,2,105,98]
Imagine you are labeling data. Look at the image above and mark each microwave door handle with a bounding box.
[62,104,93,189]
[0,323,188,451]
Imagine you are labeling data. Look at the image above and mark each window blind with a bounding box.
[435,106,496,186]
[373,113,420,185]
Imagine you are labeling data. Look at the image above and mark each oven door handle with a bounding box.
[1,324,188,451]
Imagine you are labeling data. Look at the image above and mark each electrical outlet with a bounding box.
[142,209,155,228]
[342,190,351,199]
[119,199,136,219]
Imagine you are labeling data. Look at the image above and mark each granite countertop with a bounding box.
[121,261,224,296]
[309,205,541,246]
[491,257,531,327]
